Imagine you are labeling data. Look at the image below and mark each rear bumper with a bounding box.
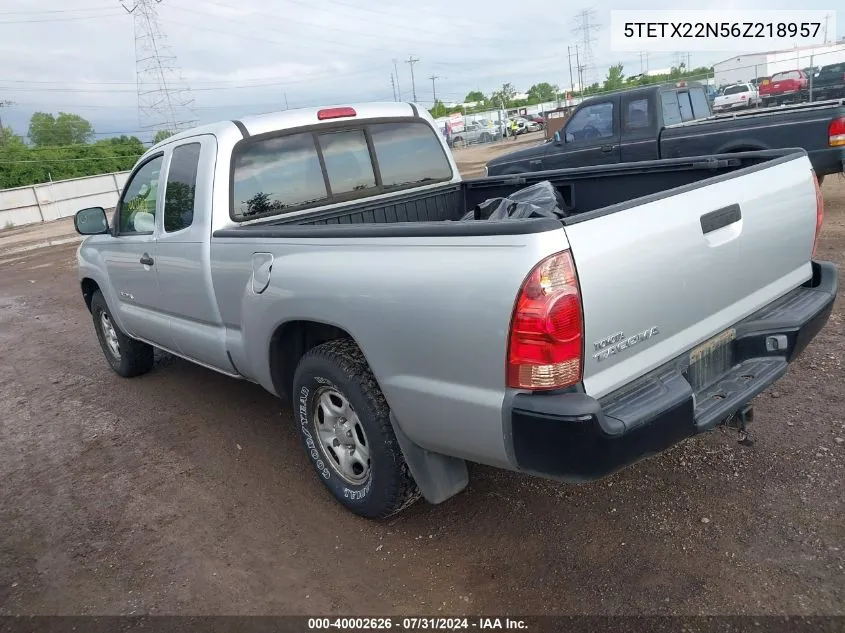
[507,260,838,482]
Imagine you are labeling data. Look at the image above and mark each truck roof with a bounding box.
[148,101,424,152]
[577,81,708,104]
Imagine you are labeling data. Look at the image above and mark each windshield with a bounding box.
[723,85,749,95]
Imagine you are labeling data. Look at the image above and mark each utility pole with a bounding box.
[429,74,439,104]
[568,46,575,95]
[393,58,402,100]
[639,51,646,74]
[575,44,584,97]
[809,53,815,101]
[284,92,289,110]
[390,73,397,101]
[823,14,830,43]
[406,55,420,102]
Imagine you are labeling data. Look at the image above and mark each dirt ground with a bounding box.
[0,149,843,617]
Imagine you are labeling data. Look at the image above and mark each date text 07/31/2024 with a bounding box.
[307,617,529,630]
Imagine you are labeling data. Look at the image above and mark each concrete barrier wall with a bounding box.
[0,171,130,228]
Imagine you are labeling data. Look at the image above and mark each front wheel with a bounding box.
[292,339,420,519]
[90,290,154,377]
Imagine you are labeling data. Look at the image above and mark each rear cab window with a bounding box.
[661,91,682,126]
[231,120,452,222]
[818,63,845,77]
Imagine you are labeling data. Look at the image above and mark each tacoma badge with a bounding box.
[593,327,660,362]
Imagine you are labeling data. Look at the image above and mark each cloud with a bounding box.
[0,0,835,139]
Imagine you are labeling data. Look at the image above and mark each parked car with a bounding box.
[486,82,845,184]
[524,114,546,128]
[73,102,836,519]
[759,70,809,105]
[451,122,497,146]
[811,62,845,101]
[713,83,759,111]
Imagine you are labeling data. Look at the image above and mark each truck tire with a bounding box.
[90,290,155,378]
[292,339,421,519]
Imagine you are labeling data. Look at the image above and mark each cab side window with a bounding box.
[118,155,164,235]
[623,97,650,132]
[565,101,614,142]
[164,143,201,233]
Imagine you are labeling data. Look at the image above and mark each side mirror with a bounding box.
[74,207,109,235]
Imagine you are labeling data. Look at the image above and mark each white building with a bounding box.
[713,40,845,86]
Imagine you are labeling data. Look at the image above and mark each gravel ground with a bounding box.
[0,156,842,617]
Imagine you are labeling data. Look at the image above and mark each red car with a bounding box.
[759,70,809,106]
[524,114,546,128]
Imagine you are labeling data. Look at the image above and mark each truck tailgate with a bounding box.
[563,154,819,400]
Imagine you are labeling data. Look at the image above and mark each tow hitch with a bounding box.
[721,405,755,446]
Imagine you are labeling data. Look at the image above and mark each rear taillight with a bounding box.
[507,250,583,390]
[812,172,824,257]
[740,95,747,100]
[829,117,845,147]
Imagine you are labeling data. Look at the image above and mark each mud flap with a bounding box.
[389,413,469,504]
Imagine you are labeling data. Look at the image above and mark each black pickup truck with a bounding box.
[486,82,845,183]
[812,62,845,101]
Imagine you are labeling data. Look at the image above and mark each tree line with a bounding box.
[0,113,173,189]
[427,63,714,118]
[1,60,715,189]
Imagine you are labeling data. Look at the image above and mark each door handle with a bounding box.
[600,144,616,153]
[139,253,154,266]
[529,159,542,166]
[700,204,741,235]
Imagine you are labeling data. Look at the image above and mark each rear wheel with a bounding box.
[90,290,154,378]
[292,339,420,519]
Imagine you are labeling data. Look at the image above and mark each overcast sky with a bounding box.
[0,0,840,141]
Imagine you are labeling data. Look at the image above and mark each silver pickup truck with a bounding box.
[74,102,837,519]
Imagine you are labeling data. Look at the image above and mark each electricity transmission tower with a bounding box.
[121,0,197,133]
[572,9,600,88]
[0,100,14,133]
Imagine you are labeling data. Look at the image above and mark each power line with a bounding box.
[0,155,143,164]
[406,56,419,102]
[165,0,516,52]
[0,5,114,15]
[0,12,125,24]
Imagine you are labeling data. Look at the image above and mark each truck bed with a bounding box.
[660,99,845,177]
[214,150,790,237]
